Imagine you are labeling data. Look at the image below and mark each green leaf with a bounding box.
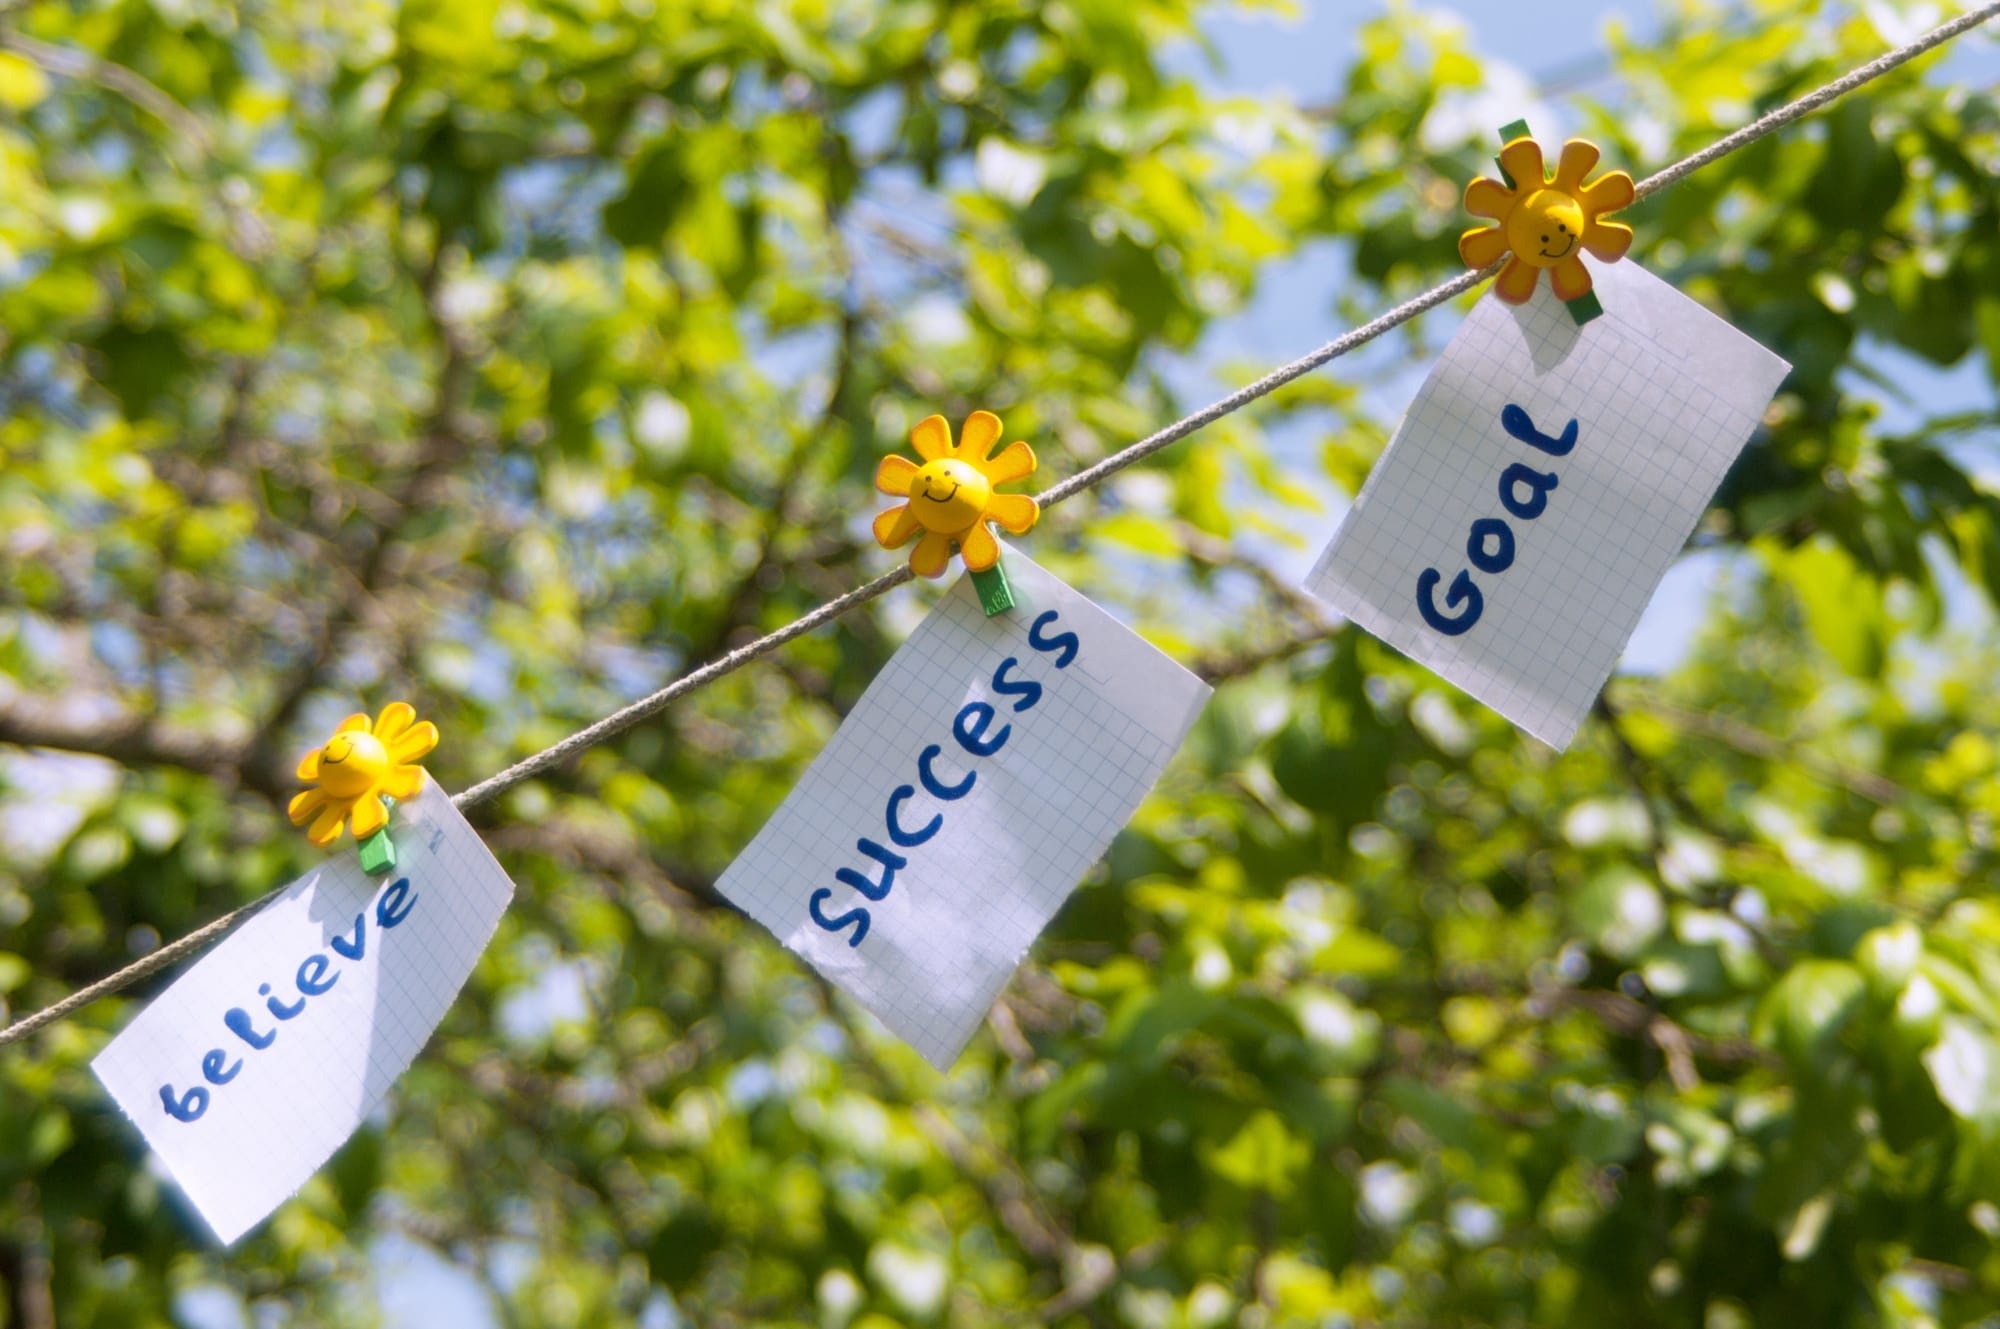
[0,51,50,110]
[1267,633,1393,828]
[1204,1110,1309,1196]
[1924,1017,2000,1125]
[1777,536,1884,676]
[1756,960,1865,1065]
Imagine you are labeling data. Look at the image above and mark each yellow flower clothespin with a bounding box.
[288,701,438,875]
[1459,121,1634,324]
[873,409,1040,614]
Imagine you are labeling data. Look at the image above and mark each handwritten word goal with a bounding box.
[1304,259,1790,749]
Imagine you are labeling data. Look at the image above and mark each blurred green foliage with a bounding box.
[2,0,1999,1325]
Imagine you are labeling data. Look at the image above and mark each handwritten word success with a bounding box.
[809,608,1081,946]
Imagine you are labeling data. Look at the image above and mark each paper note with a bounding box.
[92,782,514,1244]
[1303,259,1790,748]
[716,548,1210,1069]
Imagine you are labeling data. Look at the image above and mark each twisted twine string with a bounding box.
[3,0,1993,1050]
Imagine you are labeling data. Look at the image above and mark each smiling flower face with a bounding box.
[910,457,992,530]
[873,410,1039,577]
[288,702,438,847]
[1460,136,1635,305]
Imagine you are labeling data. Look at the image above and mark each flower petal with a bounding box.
[389,721,439,764]
[1498,137,1545,189]
[349,795,389,839]
[1464,177,1515,221]
[985,492,1039,535]
[289,787,328,825]
[374,701,415,744]
[876,454,920,496]
[384,765,427,800]
[910,530,954,578]
[336,712,371,735]
[957,410,1002,461]
[959,523,1000,572]
[1580,169,1634,217]
[1459,225,1510,269]
[873,503,923,548]
[1582,217,1634,262]
[1550,255,1593,300]
[980,440,1036,485]
[308,802,347,846]
[1494,256,1539,305]
[911,414,953,462]
[296,747,323,781]
[1553,138,1600,193]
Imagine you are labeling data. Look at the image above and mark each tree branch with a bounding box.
[1176,527,1337,683]
[481,818,730,917]
[1529,984,1772,1079]
[689,207,866,663]
[1594,695,1676,864]
[2,1185,55,1329]
[0,691,281,800]
[1610,683,1906,805]
[1193,625,1331,685]
[911,1103,1168,1319]
[248,252,480,771]
[0,30,209,150]
[1179,526,1334,630]
[0,30,273,259]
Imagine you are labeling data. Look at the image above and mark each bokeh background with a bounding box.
[3,0,2000,1324]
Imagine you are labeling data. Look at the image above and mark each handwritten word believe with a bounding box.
[1417,403,1578,637]
[809,608,1082,947]
[158,876,419,1123]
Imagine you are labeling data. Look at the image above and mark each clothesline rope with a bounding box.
[3,0,1994,1051]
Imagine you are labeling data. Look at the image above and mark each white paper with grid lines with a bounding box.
[92,781,514,1244]
[1304,260,1789,748]
[716,549,1209,1068]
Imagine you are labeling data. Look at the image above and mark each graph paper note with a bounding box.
[1304,259,1790,748]
[716,548,1210,1069]
[92,781,515,1244]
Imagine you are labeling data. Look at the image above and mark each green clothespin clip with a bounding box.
[357,800,399,875]
[1495,118,1533,188]
[871,408,1042,617]
[969,561,1016,616]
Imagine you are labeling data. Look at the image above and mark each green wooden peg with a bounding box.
[1496,118,1532,188]
[358,797,398,876]
[970,561,1016,617]
[1563,288,1604,327]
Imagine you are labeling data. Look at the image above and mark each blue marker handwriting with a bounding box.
[1417,403,1575,637]
[158,874,420,1123]
[810,608,1081,947]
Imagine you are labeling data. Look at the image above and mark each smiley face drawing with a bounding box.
[1460,136,1635,304]
[908,456,992,532]
[872,410,1040,578]
[1507,188,1586,264]
[316,728,388,799]
[288,702,438,846]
